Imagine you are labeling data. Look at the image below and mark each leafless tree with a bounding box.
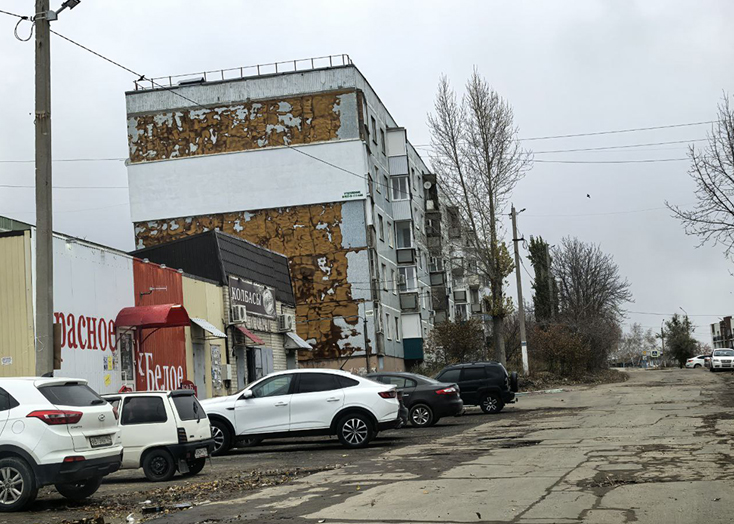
[428,71,532,364]
[667,96,734,257]
[553,237,633,325]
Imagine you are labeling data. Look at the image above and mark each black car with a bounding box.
[435,362,518,414]
[367,372,464,427]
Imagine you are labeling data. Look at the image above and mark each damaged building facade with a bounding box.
[125,56,455,371]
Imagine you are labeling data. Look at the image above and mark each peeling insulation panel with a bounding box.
[128,91,359,163]
[134,202,366,361]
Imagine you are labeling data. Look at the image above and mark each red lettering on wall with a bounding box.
[78,316,87,349]
[99,319,107,351]
[66,313,77,348]
[108,320,116,351]
[53,313,66,347]
[87,316,97,350]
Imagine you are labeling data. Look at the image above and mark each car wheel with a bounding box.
[237,436,263,448]
[55,476,102,500]
[480,393,504,414]
[409,404,434,428]
[183,458,206,476]
[337,413,374,448]
[711,368,717,373]
[429,416,441,427]
[694,364,701,368]
[510,371,519,392]
[142,449,176,482]
[0,457,37,512]
[210,420,232,456]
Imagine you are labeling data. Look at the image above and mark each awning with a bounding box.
[190,318,226,338]
[284,332,312,350]
[116,304,190,329]
[236,325,265,345]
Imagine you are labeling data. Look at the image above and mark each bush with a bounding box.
[530,324,590,379]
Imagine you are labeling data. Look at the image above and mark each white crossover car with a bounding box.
[709,349,734,372]
[0,378,122,511]
[685,355,708,368]
[201,369,401,454]
[102,390,213,481]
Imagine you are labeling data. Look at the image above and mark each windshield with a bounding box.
[714,350,734,357]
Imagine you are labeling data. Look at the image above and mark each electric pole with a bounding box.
[511,205,529,375]
[35,0,54,376]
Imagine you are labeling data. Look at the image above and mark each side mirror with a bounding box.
[241,389,254,400]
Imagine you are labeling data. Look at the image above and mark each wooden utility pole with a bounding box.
[35,0,54,376]
[511,205,529,375]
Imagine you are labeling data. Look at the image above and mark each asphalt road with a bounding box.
[7,368,734,524]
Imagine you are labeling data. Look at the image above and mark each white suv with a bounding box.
[0,378,122,511]
[102,390,213,481]
[200,369,400,454]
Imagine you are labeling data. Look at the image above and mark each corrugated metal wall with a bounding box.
[133,260,186,390]
[0,233,34,376]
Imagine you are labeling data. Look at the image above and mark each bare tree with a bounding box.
[553,237,633,324]
[428,71,532,365]
[667,96,734,257]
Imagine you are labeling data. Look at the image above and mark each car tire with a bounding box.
[510,371,519,393]
[336,413,374,448]
[183,458,206,476]
[480,393,504,414]
[694,364,701,368]
[0,457,37,512]
[711,368,717,373]
[210,419,232,456]
[142,449,176,482]
[237,436,263,448]
[409,404,434,428]
[55,476,103,501]
[429,416,441,427]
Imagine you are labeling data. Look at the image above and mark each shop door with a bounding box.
[119,332,135,391]
[193,342,207,399]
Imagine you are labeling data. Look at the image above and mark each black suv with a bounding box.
[435,362,518,414]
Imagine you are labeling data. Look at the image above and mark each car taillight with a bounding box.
[27,410,83,425]
[63,456,85,463]
[687,359,693,363]
[177,427,188,444]
[378,390,397,399]
[435,386,457,395]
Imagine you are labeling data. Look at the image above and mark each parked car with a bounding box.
[0,378,122,511]
[435,362,518,414]
[685,355,708,368]
[201,369,401,454]
[102,390,213,481]
[367,372,463,428]
[709,349,734,372]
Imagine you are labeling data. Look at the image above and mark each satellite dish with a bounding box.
[423,181,432,189]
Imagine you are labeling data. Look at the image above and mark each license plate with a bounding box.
[89,435,112,448]
[195,447,208,459]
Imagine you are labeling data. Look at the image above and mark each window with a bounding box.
[455,303,468,320]
[395,316,401,341]
[430,257,444,273]
[172,394,205,421]
[386,313,392,340]
[383,175,390,202]
[391,176,409,201]
[296,373,340,393]
[382,263,388,291]
[371,116,377,144]
[380,129,386,154]
[470,288,480,304]
[462,367,486,381]
[391,269,397,294]
[399,266,417,292]
[378,214,385,241]
[251,374,293,398]
[367,173,374,197]
[396,222,413,248]
[0,388,18,412]
[388,221,394,247]
[375,167,381,193]
[485,366,506,380]
[417,248,422,269]
[39,383,104,407]
[411,168,416,190]
[437,369,461,383]
[121,396,168,425]
[338,376,359,388]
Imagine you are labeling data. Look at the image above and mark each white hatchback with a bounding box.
[201,369,401,454]
[0,378,122,511]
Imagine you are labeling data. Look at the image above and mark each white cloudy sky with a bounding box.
[1,0,733,344]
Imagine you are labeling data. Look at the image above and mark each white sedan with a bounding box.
[685,355,708,368]
[710,349,734,372]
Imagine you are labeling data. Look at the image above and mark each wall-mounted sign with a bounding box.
[228,276,276,318]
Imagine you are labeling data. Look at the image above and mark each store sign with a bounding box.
[228,276,276,318]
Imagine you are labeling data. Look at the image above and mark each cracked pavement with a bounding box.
[159,368,734,524]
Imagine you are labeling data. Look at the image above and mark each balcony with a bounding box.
[397,247,416,264]
[430,271,445,286]
[471,303,483,314]
[400,292,420,312]
[454,290,467,302]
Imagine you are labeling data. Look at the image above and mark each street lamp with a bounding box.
[679,306,688,317]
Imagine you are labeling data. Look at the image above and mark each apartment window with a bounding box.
[423,252,428,271]
[375,167,381,194]
[396,222,413,248]
[380,129,386,155]
[371,117,377,145]
[381,263,388,291]
[378,214,385,241]
[395,316,400,342]
[470,288,480,304]
[417,248,422,269]
[382,175,390,202]
[399,266,417,292]
[367,173,374,197]
[391,176,409,201]
[391,269,397,294]
[388,221,394,247]
[430,257,443,273]
[386,313,392,340]
[411,168,416,190]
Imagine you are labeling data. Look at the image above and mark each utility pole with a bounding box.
[35,0,54,376]
[511,205,529,375]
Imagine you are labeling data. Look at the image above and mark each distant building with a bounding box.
[711,316,734,348]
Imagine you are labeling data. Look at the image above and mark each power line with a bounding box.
[533,138,706,154]
[521,121,715,141]
[0,158,126,164]
[535,158,688,164]
[0,184,128,189]
[626,310,724,318]
[0,8,27,19]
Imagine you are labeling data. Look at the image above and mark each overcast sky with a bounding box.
[2,0,733,344]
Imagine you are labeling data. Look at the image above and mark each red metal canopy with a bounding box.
[236,325,265,345]
[115,304,190,329]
